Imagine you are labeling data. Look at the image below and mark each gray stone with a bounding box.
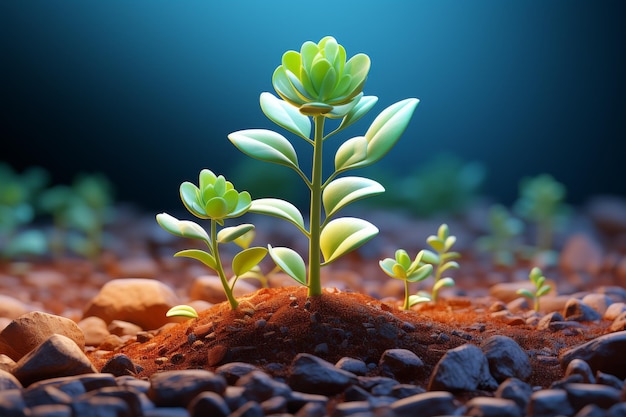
[464,396,521,417]
[563,383,621,412]
[23,385,72,408]
[561,331,626,379]
[147,369,227,407]
[12,334,97,387]
[495,377,533,411]
[100,354,139,377]
[390,391,456,417]
[564,299,602,322]
[604,303,626,320]
[235,370,291,402]
[0,389,26,417]
[575,404,610,417]
[378,348,424,383]
[609,311,626,332]
[28,404,72,417]
[596,371,624,391]
[187,391,230,417]
[215,362,259,384]
[230,400,264,417]
[537,311,565,331]
[70,395,131,417]
[0,368,22,390]
[335,357,368,376]
[77,386,146,416]
[428,344,498,391]
[564,359,596,384]
[482,335,531,382]
[288,353,357,395]
[528,389,575,417]
[608,403,626,417]
[582,294,612,316]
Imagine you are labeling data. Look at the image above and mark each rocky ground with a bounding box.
[2,196,626,416]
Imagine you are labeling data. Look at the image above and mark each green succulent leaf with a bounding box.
[320,217,378,264]
[408,294,431,307]
[427,236,444,253]
[407,264,433,283]
[443,236,457,252]
[174,249,217,270]
[217,224,255,244]
[441,251,461,262]
[439,261,460,275]
[259,92,311,139]
[433,277,455,292]
[337,95,378,131]
[392,263,407,280]
[334,136,368,172]
[268,245,307,285]
[395,249,411,270]
[233,229,255,249]
[536,285,552,297]
[156,213,210,244]
[420,249,440,265]
[249,198,305,231]
[166,305,199,319]
[179,183,207,219]
[232,246,268,277]
[322,176,384,218]
[349,98,419,169]
[516,288,535,299]
[228,129,299,170]
[407,251,426,275]
[379,258,398,278]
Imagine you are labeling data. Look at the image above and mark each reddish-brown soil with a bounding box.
[88,286,609,389]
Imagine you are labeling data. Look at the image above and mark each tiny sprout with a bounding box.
[517,267,552,312]
[166,305,199,319]
[379,249,433,310]
[476,204,525,266]
[421,223,460,302]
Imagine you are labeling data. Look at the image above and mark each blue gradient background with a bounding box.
[1,1,624,211]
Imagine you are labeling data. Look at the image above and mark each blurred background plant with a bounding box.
[0,162,115,260]
[475,204,525,267]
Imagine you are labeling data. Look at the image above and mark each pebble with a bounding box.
[528,389,575,417]
[609,311,626,332]
[481,335,531,382]
[77,316,110,347]
[390,391,456,417]
[0,311,85,361]
[561,330,626,379]
[563,298,602,322]
[563,382,621,411]
[83,278,181,330]
[428,344,498,391]
[288,353,357,396]
[147,369,227,408]
[378,348,424,383]
[581,293,612,316]
[464,396,522,417]
[604,302,626,320]
[0,294,32,320]
[564,358,596,384]
[495,377,533,411]
[335,357,368,376]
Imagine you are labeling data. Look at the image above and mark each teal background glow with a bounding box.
[1,1,624,211]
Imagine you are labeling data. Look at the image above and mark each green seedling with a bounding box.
[157,169,268,310]
[476,204,525,266]
[420,224,460,302]
[0,163,49,258]
[166,304,199,319]
[513,174,568,254]
[228,36,418,297]
[379,249,433,310]
[516,266,551,312]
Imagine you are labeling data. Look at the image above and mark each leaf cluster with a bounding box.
[516,266,552,312]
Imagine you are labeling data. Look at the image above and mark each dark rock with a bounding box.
[464,396,521,417]
[187,391,230,417]
[596,371,624,391]
[428,344,498,391]
[574,404,610,417]
[537,312,564,331]
[481,335,531,382]
[235,370,291,402]
[389,384,425,399]
[147,369,227,407]
[28,404,72,417]
[0,369,22,390]
[528,389,575,417]
[23,385,71,408]
[215,362,258,384]
[333,400,371,416]
[564,299,603,322]
[70,395,131,417]
[100,354,138,377]
[343,385,372,402]
[78,386,147,416]
[260,395,287,415]
[0,389,25,417]
[563,383,620,412]
[294,401,327,417]
[335,357,368,376]
[378,348,424,383]
[286,391,328,414]
[12,334,97,387]
[561,331,626,379]
[495,377,533,412]
[608,403,626,417]
[390,391,456,417]
[564,359,596,384]
[288,353,357,395]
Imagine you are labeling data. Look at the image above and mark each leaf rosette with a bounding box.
[272,36,370,118]
[179,169,251,223]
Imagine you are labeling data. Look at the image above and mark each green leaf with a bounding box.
[408,294,431,307]
[268,245,307,285]
[536,285,552,297]
[379,258,398,278]
[320,217,378,264]
[249,198,305,231]
[174,249,217,270]
[427,236,444,253]
[433,277,455,292]
[349,98,419,169]
[228,129,299,170]
[334,136,368,172]
[407,264,433,282]
[516,288,535,299]
[156,213,210,244]
[444,236,457,252]
[259,92,311,139]
[392,264,407,280]
[337,95,378,132]
[395,249,411,270]
[439,261,460,275]
[217,224,255,244]
[166,305,199,319]
[421,249,440,265]
[232,246,268,277]
[322,177,384,218]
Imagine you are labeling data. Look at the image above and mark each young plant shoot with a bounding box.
[228,36,419,297]
[156,170,267,310]
[517,266,552,312]
[379,249,433,310]
[421,224,460,302]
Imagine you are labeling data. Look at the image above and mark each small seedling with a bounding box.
[420,223,460,302]
[166,305,199,319]
[476,204,525,266]
[513,174,568,254]
[379,249,433,310]
[156,169,268,310]
[516,266,551,312]
[228,36,419,297]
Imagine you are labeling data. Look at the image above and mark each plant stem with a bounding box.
[211,219,239,309]
[308,115,325,297]
[403,280,410,310]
